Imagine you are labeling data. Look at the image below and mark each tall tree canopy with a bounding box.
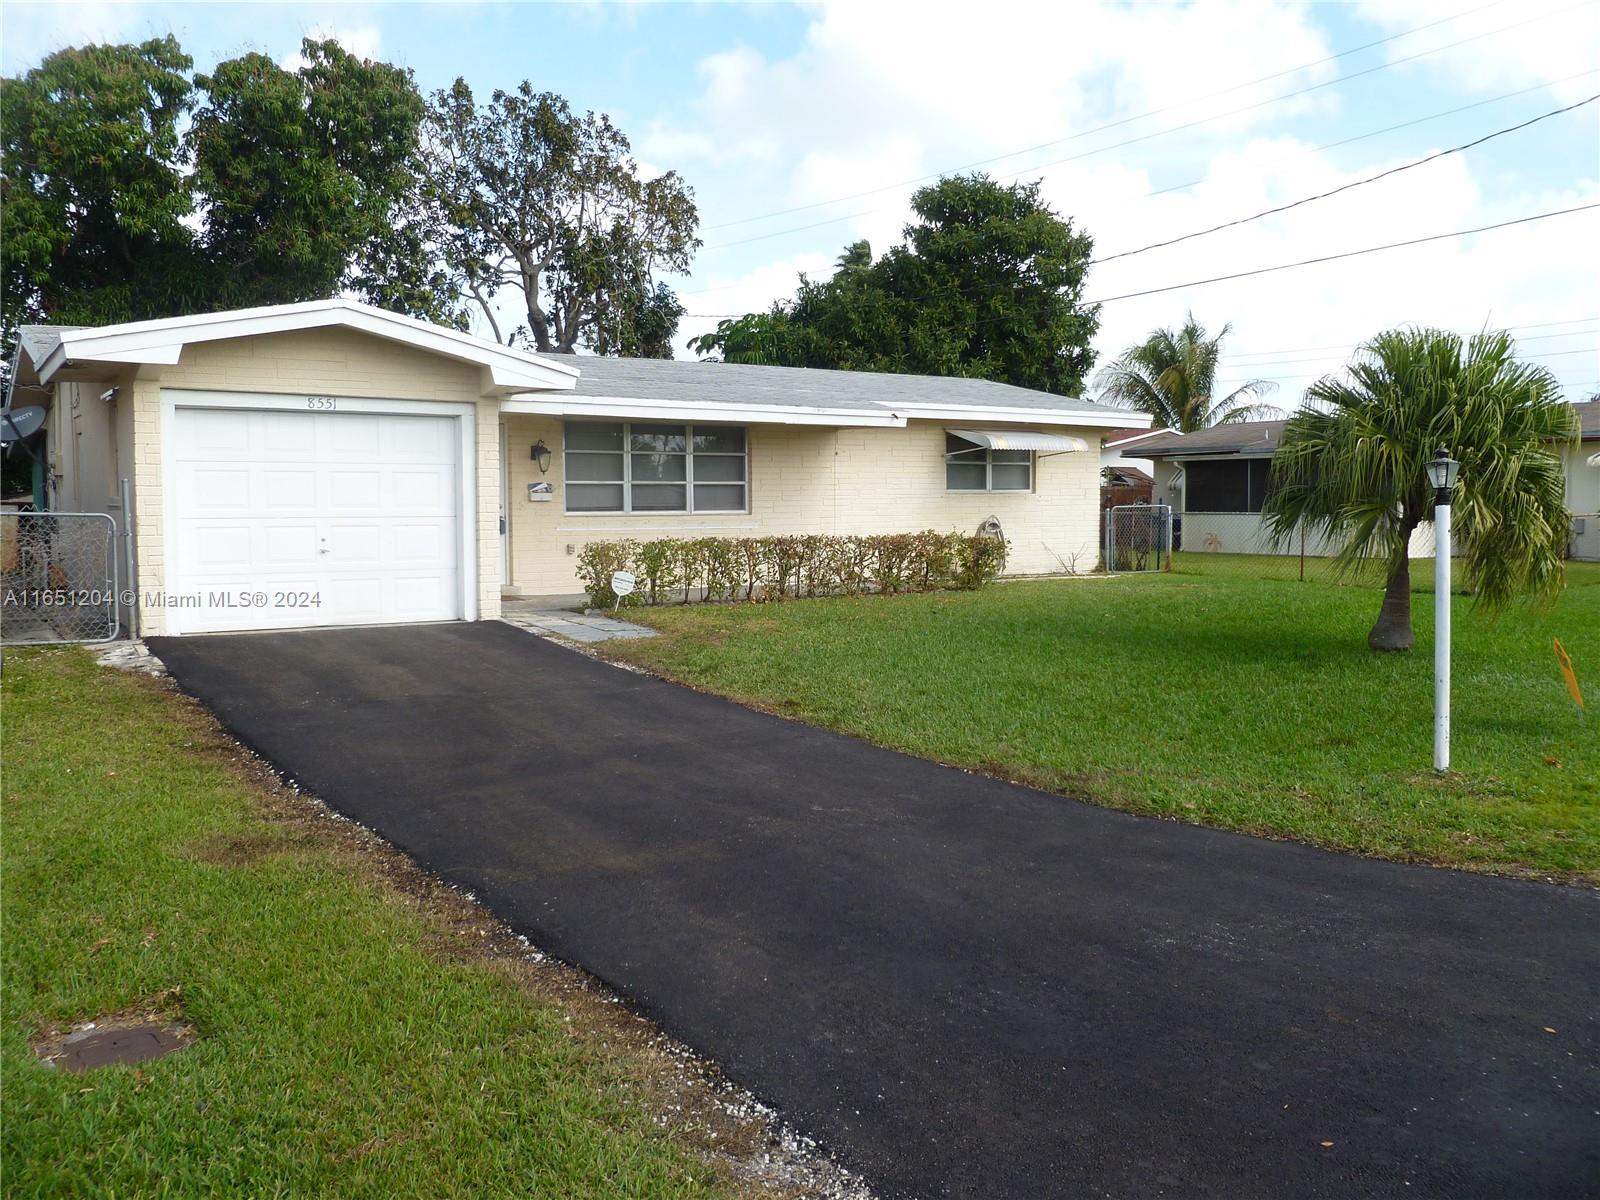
[1262,327,1577,652]
[1,36,424,347]
[1095,314,1277,431]
[417,80,700,355]
[688,175,1100,396]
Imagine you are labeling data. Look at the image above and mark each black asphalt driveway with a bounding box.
[150,622,1600,1199]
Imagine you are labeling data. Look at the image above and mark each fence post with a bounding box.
[1298,521,1306,583]
[120,477,138,638]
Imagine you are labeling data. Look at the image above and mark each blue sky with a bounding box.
[4,0,1598,400]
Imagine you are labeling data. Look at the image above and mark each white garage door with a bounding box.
[169,404,462,633]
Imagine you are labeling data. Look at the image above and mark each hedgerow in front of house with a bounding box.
[575,532,1009,609]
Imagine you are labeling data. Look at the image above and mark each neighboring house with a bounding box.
[5,300,1142,636]
[1139,408,1600,561]
[1099,426,1171,488]
[1136,420,1434,559]
[1565,400,1600,561]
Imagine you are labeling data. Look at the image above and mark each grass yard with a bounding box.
[610,563,1600,883]
[0,650,775,1198]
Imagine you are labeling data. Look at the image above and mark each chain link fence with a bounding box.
[1104,504,1172,573]
[1170,511,1437,584]
[1,512,120,644]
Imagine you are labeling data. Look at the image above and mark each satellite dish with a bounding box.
[0,407,46,445]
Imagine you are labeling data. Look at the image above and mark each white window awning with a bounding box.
[948,428,1089,454]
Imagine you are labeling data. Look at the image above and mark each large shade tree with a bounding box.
[1095,313,1277,431]
[1,36,424,345]
[689,175,1100,396]
[417,80,700,355]
[1263,327,1578,652]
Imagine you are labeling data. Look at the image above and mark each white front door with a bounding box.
[168,403,463,633]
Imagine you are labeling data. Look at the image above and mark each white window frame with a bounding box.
[563,420,749,515]
[944,434,1034,493]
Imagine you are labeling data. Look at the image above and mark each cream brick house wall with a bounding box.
[114,327,505,635]
[503,415,1104,596]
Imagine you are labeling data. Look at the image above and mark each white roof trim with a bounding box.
[886,402,1139,428]
[38,299,579,392]
[948,429,1089,453]
[502,392,905,427]
[1103,426,1173,448]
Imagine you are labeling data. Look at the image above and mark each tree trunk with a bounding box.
[1368,556,1415,651]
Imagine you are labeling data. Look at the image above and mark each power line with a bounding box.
[703,0,1514,231]
[1081,204,1600,305]
[1212,346,1600,389]
[674,69,1600,298]
[700,2,1589,253]
[1089,94,1600,266]
[1218,323,1600,364]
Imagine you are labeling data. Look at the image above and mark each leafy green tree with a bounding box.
[189,41,423,305]
[1,37,200,333]
[1263,327,1577,652]
[418,80,699,354]
[689,175,1100,396]
[1094,314,1277,431]
[1,36,427,356]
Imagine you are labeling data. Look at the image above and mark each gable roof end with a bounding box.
[33,300,579,393]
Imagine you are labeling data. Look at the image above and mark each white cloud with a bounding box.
[655,0,1600,389]
[1353,0,1600,105]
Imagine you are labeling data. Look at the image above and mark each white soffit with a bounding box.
[501,393,905,427]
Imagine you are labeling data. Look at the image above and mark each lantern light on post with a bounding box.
[530,439,552,474]
[1425,449,1461,772]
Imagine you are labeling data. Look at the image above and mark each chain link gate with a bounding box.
[1,512,120,644]
[1104,504,1172,573]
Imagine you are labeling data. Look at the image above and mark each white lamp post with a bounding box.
[1425,449,1461,772]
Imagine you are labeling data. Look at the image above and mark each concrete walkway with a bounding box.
[500,599,656,643]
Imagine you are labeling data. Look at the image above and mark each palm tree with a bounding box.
[1262,327,1578,652]
[1095,313,1278,432]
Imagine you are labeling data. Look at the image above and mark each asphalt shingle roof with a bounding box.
[1132,420,1287,458]
[566,354,1126,416]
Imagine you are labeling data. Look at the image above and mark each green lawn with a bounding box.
[1,650,746,1198]
[610,563,1600,882]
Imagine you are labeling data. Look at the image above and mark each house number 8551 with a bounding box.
[306,396,338,411]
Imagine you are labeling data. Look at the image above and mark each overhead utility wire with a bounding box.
[1216,318,1600,359]
[1081,204,1600,305]
[702,2,1588,252]
[675,69,1600,297]
[1221,332,1600,369]
[704,0,1512,230]
[1089,94,1600,265]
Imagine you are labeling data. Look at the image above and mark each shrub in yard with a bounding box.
[575,539,640,608]
[574,531,1008,607]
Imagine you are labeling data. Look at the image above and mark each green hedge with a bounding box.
[575,532,1009,608]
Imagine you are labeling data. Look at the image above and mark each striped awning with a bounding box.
[947,429,1089,453]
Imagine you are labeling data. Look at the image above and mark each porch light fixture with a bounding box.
[1426,449,1461,773]
[530,439,552,474]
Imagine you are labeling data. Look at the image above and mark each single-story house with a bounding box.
[1134,420,1435,559]
[1563,400,1600,561]
[1099,426,1172,486]
[1137,407,1600,562]
[6,300,1142,636]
